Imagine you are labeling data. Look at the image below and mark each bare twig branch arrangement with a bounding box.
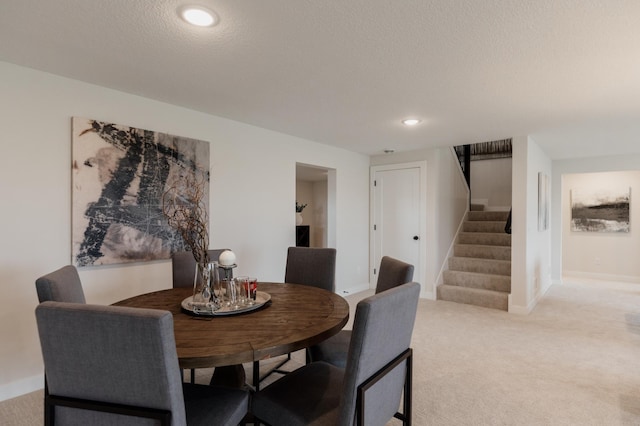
[162,171,210,267]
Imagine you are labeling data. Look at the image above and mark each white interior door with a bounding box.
[371,162,426,290]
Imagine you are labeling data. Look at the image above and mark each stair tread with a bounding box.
[465,221,509,226]
[463,222,508,233]
[450,256,511,264]
[443,209,512,311]
[458,233,511,247]
[467,211,510,220]
[460,231,510,235]
[449,256,511,276]
[454,244,511,261]
[445,270,511,280]
[459,232,511,238]
[455,243,511,249]
[443,270,511,292]
[437,285,509,311]
[439,284,509,295]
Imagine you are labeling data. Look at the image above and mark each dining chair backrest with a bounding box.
[35,265,86,304]
[36,301,187,425]
[375,256,415,294]
[284,246,336,292]
[337,281,420,425]
[306,256,415,369]
[257,246,336,377]
[171,249,230,288]
[251,282,420,425]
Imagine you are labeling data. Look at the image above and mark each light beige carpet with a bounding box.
[3,277,640,425]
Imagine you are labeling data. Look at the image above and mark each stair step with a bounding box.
[470,204,485,211]
[437,285,509,311]
[454,244,511,261]
[467,211,510,221]
[449,257,511,276]
[463,221,507,233]
[458,232,511,246]
[441,206,512,311]
[443,270,511,292]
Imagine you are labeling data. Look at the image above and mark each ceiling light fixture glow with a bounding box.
[402,118,421,126]
[179,6,218,27]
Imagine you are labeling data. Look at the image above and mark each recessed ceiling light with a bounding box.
[179,6,218,27]
[402,118,421,126]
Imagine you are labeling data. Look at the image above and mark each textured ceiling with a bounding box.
[1,0,639,159]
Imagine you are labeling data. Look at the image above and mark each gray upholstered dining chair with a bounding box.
[283,246,337,292]
[252,281,420,426]
[172,248,232,384]
[308,256,414,368]
[35,265,86,304]
[35,301,249,426]
[171,249,231,288]
[374,256,415,295]
[253,246,337,388]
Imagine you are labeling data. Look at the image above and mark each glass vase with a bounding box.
[192,262,217,309]
[210,262,222,309]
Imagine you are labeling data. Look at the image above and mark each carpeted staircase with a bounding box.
[437,208,511,311]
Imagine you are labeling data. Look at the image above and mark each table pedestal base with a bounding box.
[209,365,246,389]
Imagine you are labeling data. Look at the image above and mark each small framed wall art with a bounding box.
[570,185,630,233]
[538,172,549,231]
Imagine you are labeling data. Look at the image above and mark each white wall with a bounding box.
[551,157,640,282]
[311,181,328,247]
[510,136,552,314]
[0,61,370,400]
[470,157,512,210]
[370,148,468,297]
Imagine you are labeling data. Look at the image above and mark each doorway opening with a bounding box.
[296,163,336,248]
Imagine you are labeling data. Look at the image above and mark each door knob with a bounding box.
[413,236,419,241]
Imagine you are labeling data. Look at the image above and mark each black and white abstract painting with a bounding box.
[570,186,630,233]
[72,117,210,267]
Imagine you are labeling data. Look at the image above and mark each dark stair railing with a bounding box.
[454,139,513,210]
[454,145,472,209]
[454,144,471,188]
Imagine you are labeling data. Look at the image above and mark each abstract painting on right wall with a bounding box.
[571,186,630,233]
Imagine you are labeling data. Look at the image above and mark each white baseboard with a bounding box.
[508,293,538,315]
[0,373,43,402]
[421,290,435,300]
[562,271,640,284]
[339,284,433,300]
[508,280,552,315]
[507,301,533,315]
[471,198,488,208]
[339,283,371,296]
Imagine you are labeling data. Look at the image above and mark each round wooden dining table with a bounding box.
[114,283,349,388]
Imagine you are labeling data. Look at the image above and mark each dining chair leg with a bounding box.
[44,376,52,426]
[254,353,293,391]
[210,365,247,389]
[271,353,292,375]
[253,361,260,392]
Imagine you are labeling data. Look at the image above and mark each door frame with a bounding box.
[370,161,427,292]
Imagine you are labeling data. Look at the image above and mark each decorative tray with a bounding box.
[181,291,271,316]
